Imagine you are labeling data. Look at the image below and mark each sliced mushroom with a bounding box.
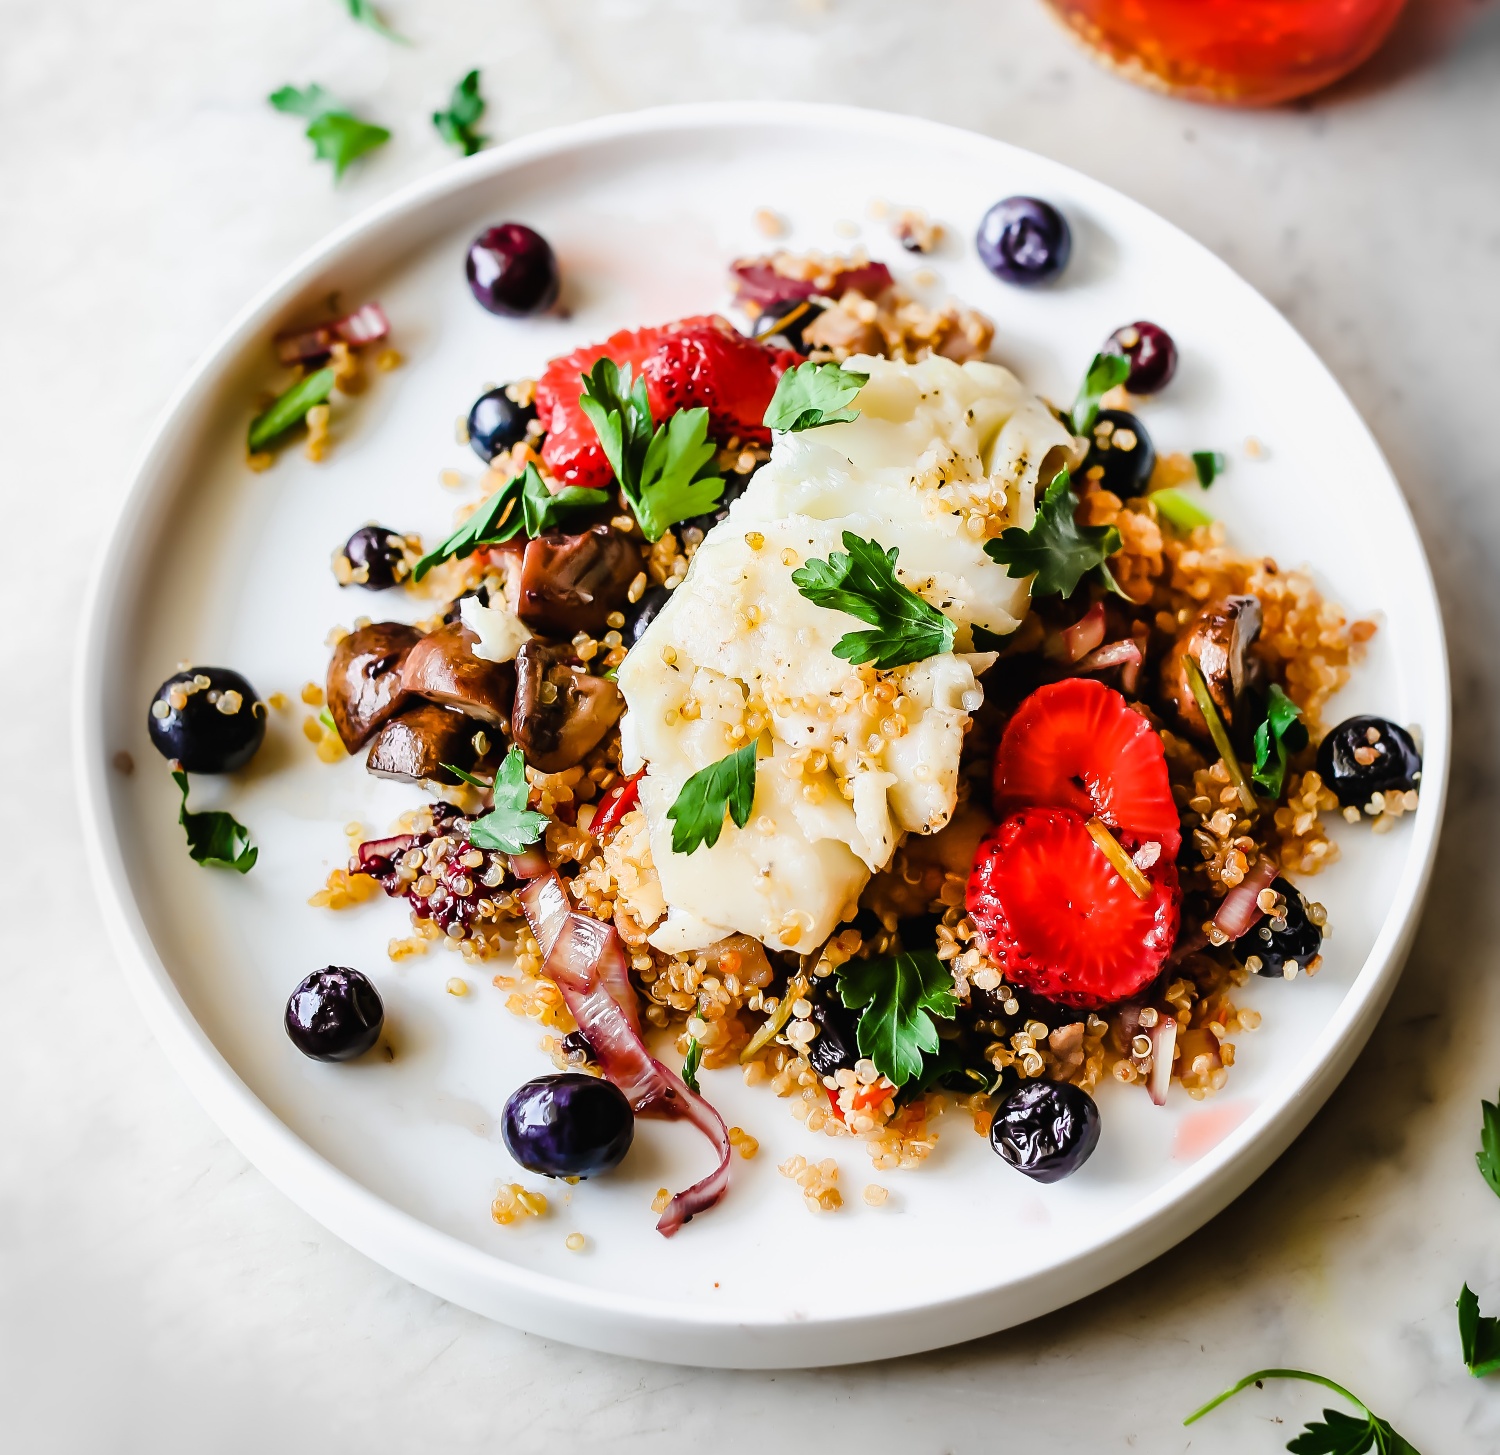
[325,621,424,752]
[365,703,482,785]
[517,525,643,639]
[512,640,624,773]
[399,620,516,726]
[1161,594,1264,744]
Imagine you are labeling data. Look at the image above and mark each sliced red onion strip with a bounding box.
[731,259,894,310]
[508,848,552,882]
[1212,856,1280,940]
[1060,602,1106,663]
[1147,1017,1177,1107]
[275,302,391,364]
[1073,638,1143,674]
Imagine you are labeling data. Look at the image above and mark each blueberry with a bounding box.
[976,197,1072,286]
[1316,715,1422,809]
[806,976,861,1078]
[560,1030,597,1065]
[751,297,825,354]
[623,584,671,646]
[339,525,408,590]
[1081,408,1156,499]
[989,1079,1100,1182]
[467,386,537,463]
[285,967,384,1062]
[1104,321,1178,394]
[502,1073,634,1179]
[147,667,266,773]
[466,223,560,317]
[1234,876,1323,978]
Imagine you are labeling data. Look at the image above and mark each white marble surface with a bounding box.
[5,0,1500,1448]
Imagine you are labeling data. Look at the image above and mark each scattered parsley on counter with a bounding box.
[247,367,336,452]
[681,1037,703,1093]
[342,0,408,43]
[792,532,955,669]
[836,951,957,1089]
[433,69,487,157]
[666,744,758,855]
[465,747,547,854]
[1193,449,1227,487]
[1252,683,1310,798]
[1071,351,1131,437]
[985,468,1123,600]
[1459,1285,1500,1377]
[1476,1090,1500,1197]
[269,84,390,180]
[172,770,257,873]
[1184,1369,1421,1454]
[763,360,868,432]
[579,358,724,541]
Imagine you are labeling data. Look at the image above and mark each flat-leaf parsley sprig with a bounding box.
[172,770,257,873]
[836,951,958,1089]
[1476,1088,1500,1197]
[1252,683,1310,798]
[792,532,955,669]
[450,747,547,854]
[433,69,487,157]
[1184,1369,1422,1455]
[1459,1284,1500,1377]
[666,744,758,855]
[579,359,724,541]
[269,84,390,180]
[984,467,1123,600]
[764,361,869,433]
[1071,351,1131,436]
[342,0,408,43]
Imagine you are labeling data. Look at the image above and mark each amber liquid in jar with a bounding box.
[1043,0,1409,105]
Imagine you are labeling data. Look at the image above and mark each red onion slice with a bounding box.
[731,258,894,310]
[1060,602,1106,662]
[1212,856,1279,940]
[508,848,552,882]
[275,302,391,364]
[1147,1017,1177,1107]
[1073,638,1143,674]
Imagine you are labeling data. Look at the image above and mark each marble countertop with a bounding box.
[6,0,1500,1448]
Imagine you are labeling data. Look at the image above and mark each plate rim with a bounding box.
[75,100,1451,1367]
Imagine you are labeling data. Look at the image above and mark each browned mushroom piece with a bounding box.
[365,703,483,785]
[517,525,643,638]
[1161,594,1264,743]
[325,621,425,752]
[400,620,516,726]
[511,640,625,773]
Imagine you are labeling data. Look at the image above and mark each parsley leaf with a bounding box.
[465,747,547,854]
[412,477,524,580]
[433,69,486,156]
[1477,1091,1500,1197]
[578,359,724,541]
[984,468,1122,600]
[681,1037,703,1093]
[1193,449,1227,487]
[172,770,257,873]
[248,367,335,451]
[269,84,389,179]
[1252,683,1310,798]
[836,951,957,1088]
[792,532,956,669]
[763,361,869,432]
[1071,351,1131,436]
[667,744,757,855]
[519,462,610,537]
[343,0,408,42]
[1185,1369,1422,1455]
[1459,1284,1500,1377]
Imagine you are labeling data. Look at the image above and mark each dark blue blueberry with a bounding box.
[990,1079,1100,1182]
[807,976,861,1078]
[340,524,408,589]
[1104,321,1178,394]
[976,197,1072,286]
[467,386,537,463]
[751,297,825,354]
[1234,876,1323,978]
[502,1073,634,1179]
[147,667,266,773]
[1081,408,1156,499]
[466,223,560,317]
[624,584,672,646]
[1316,715,1422,809]
[560,1030,597,1064]
[285,967,384,1062]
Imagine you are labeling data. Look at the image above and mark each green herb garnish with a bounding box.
[433,69,486,156]
[1152,486,1214,532]
[836,951,958,1089]
[1252,683,1309,798]
[763,361,868,433]
[1459,1285,1500,1377]
[1185,1369,1421,1454]
[666,743,757,855]
[441,763,492,791]
[172,770,257,873]
[248,367,336,452]
[269,84,390,179]
[465,746,547,854]
[579,359,723,541]
[681,1037,703,1093]
[342,0,408,42]
[1193,449,1227,487]
[520,462,610,536]
[1477,1090,1500,1197]
[1071,351,1131,436]
[411,478,523,580]
[984,468,1123,600]
[1184,654,1259,813]
[792,532,955,669]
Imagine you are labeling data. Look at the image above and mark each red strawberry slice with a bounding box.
[994,678,1181,859]
[966,807,1181,1009]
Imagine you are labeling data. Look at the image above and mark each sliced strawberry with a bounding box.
[641,318,800,447]
[994,678,1181,859]
[966,807,1181,1009]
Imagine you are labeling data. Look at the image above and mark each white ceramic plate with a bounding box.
[78,103,1449,1369]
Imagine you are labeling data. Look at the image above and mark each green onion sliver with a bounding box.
[740,973,808,1063]
[248,367,336,451]
[1152,487,1214,532]
[1085,817,1152,899]
[1183,655,1258,813]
